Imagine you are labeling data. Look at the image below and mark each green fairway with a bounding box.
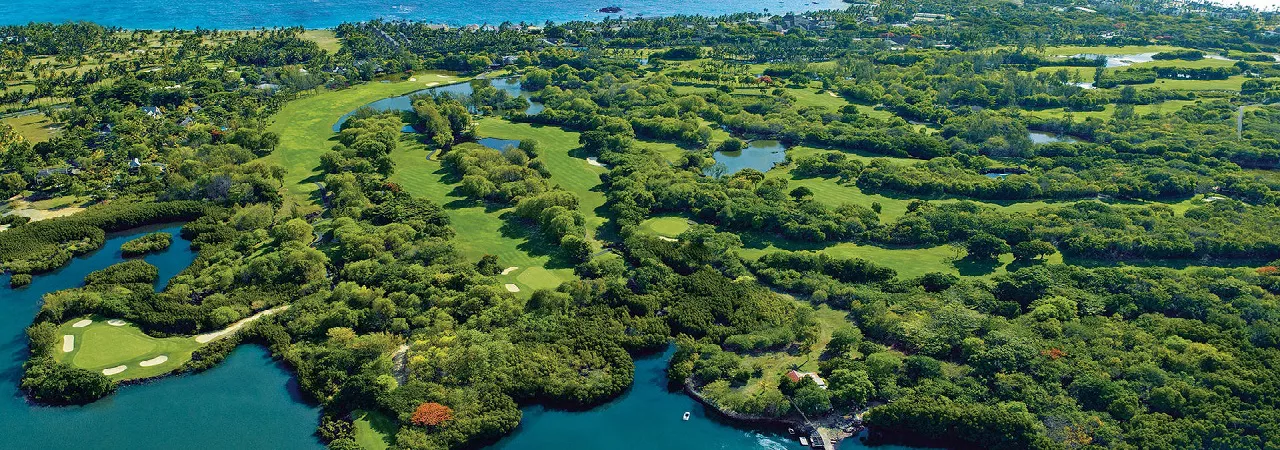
[352,410,397,450]
[388,140,575,294]
[56,316,199,381]
[1,113,60,143]
[474,119,609,241]
[262,75,464,208]
[641,216,691,237]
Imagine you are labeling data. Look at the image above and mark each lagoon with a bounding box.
[0,225,324,450]
[0,0,849,30]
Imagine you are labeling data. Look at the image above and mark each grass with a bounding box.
[261,75,465,208]
[1021,100,1201,121]
[2,113,60,143]
[56,316,199,381]
[642,216,692,237]
[352,410,397,450]
[301,30,342,54]
[738,238,1043,279]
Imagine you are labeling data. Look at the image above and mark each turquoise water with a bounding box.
[491,346,919,450]
[490,346,807,450]
[0,0,849,29]
[707,140,788,177]
[334,78,542,132]
[0,225,324,450]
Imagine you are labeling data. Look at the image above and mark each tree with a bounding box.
[1012,240,1055,261]
[789,186,814,202]
[828,369,874,406]
[410,402,453,427]
[793,384,832,414]
[965,233,1011,261]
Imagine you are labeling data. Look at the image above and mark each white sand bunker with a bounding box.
[72,319,93,328]
[102,365,127,376]
[62,335,74,352]
[828,91,839,97]
[409,77,417,81]
[586,157,607,168]
[504,284,520,292]
[436,74,449,78]
[426,82,440,87]
[657,236,678,242]
[107,319,127,326]
[501,267,519,275]
[139,355,169,367]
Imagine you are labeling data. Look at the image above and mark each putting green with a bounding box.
[73,326,158,368]
[642,216,691,237]
[56,316,200,380]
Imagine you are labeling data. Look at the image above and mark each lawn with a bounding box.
[261,75,465,208]
[1,113,60,143]
[56,316,199,381]
[301,30,342,54]
[737,237,1044,279]
[352,410,397,450]
[1038,44,1182,57]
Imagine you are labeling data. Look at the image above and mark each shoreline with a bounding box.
[681,378,863,449]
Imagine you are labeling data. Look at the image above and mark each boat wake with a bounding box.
[752,433,789,450]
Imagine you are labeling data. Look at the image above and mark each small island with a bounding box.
[598,6,622,13]
[119,232,172,257]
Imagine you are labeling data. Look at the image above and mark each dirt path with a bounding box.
[195,305,290,344]
[391,344,410,385]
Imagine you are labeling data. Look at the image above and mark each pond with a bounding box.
[333,78,544,132]
[1072,52,1158,68]
[706,140,788,177]
[478,137,523,152]
[1028,131,1080,144]
[0,224,324,449]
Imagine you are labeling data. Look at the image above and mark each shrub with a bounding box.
[120,232,172,257]
[9,273,32,288]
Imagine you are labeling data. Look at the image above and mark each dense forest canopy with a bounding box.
[3,0,1280,449]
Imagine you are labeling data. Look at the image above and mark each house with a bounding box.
[35,167,77,180]
[501,55,520,65]
[140,106,163,118]
[785,370,828,389]
[179,117,195,127]
[1073,6,1097,13]
[912,12,946,21]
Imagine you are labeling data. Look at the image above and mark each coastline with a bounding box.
[682,378,864,450]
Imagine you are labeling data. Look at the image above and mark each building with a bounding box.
[786,370,828,389]
[140,106,163,118]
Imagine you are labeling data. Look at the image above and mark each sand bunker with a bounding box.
[657,236,678,242]
[102,365,127,376]
[828,91,839,97]
[62,335,74,352]
[586,157,607,168]
[107,319,127,326]
[72,319,93,328]
[426,82,440,87]
[501,267,519,275]
[139,355,169,367]
[504,284,520,292]
[409,77,417,81]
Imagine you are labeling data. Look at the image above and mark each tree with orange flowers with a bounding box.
[411,402,453,427]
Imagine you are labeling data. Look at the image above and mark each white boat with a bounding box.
[799,436,810,446]
[682,411,691,421]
